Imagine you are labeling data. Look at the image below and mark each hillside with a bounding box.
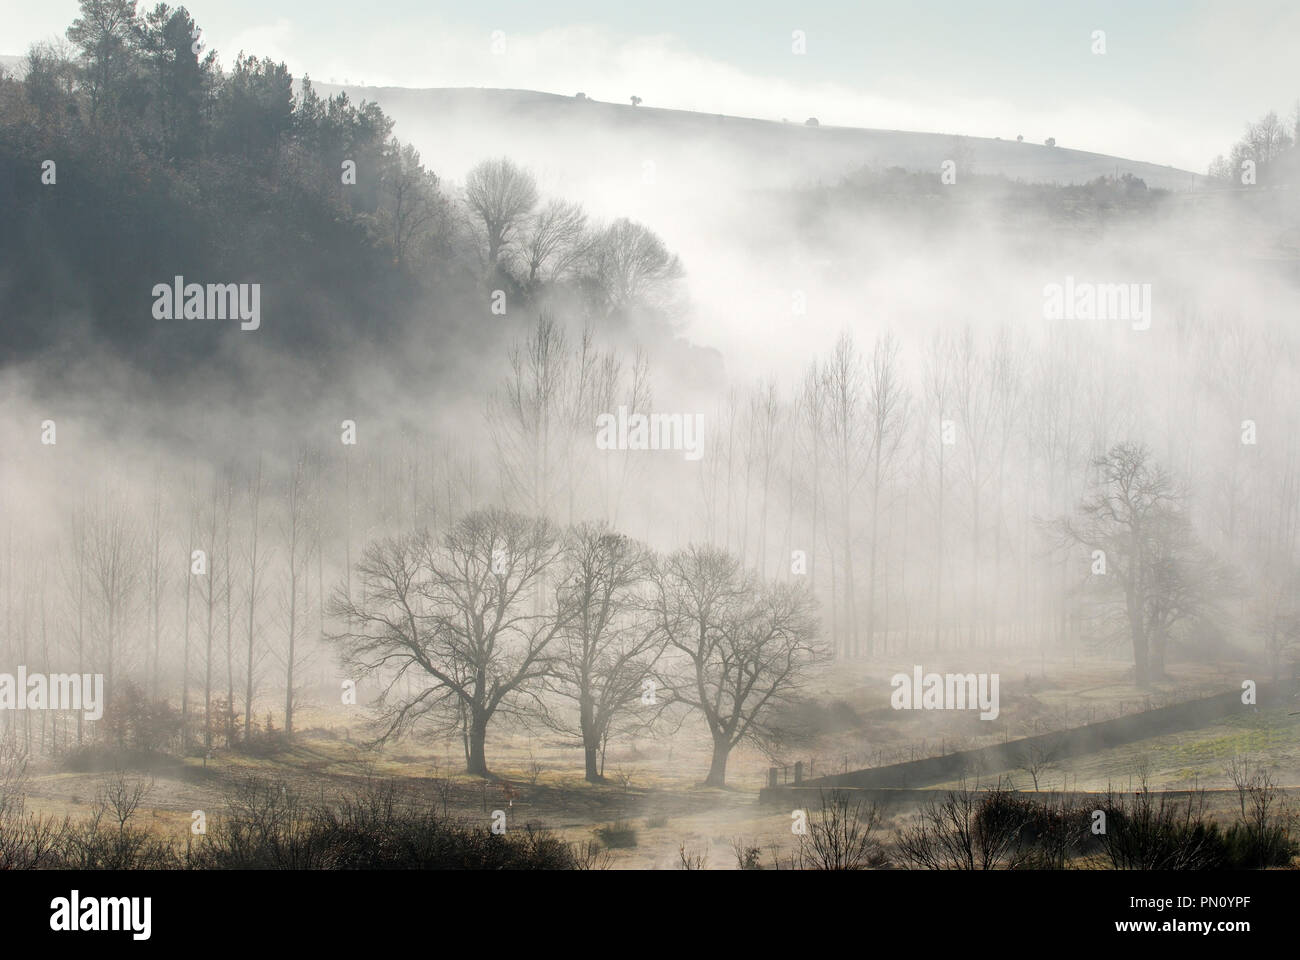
[309,83,1207,191]
[0,48,1202,188]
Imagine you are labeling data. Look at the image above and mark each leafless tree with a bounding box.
[488,314,569,519]
[277,456,311,736]
[590,218,683,313]
[896,783,1030,870]
[1018,735,1060,791]
[749,380,781,580]
[519,198,589,287]
[96,768,155,831]
[822,332,868,657]
[181,470,196,750]
[863,333,910,654]
[59,504,90,745]
[922,331,954,651]
[652,545,822,786]
[145,472,168,698]
[952,326,998,648]
[1245,110,1293,166]
[243,458,271,740]
[676,842,707,869]
[199,473,225,754]
[799,790,886,870]
[464,156,539,273]
[329,508,571,776]
[544,523,662,782]
[85,488,142,711]
[1056,442,1232,685]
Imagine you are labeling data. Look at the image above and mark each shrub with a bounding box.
[102,680,183,754]
[1099,788,1228,870]
[800,790,887,870]
[1222,821,1296,868]
[731,838,763,870]
[897,782,1033,870]
[596,820,638,849]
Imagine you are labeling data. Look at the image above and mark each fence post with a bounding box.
[794,761,803,785]
[768,767,778,789]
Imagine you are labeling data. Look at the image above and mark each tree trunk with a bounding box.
[584,742,602,783]
[705,735,730,787]
[467,710,489,777]
[1150,625,1167,678]
[1131,616,1150,687]
[580,696,604,782]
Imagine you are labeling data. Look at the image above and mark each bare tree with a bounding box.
[329,508,571,776]
[922,331,954,651]
[243,458,271,740]
[1056,442,1232,685]
[590,218,683,313]
[652,545,822,786]
[278,457,310,737]
[749,380,782,580]
[544,523,662,782]
[199,474,224,755]
[1245,110,1293,166]
[85,489,142,711]
[145,472,167,698]
[799,362,827,598]
[863,333,910,655]
[800,790,886,870]
[222,470,237,747]
[952,326,998,648]
[488,314,569,519]
[896,782,1030,870]
[1018,735,1060,791]
[464,156,538,274]
[181,471,196,751]
[96,768,154,831]
[519,198,589,287]
[60,503,90,745]
[822,332,868,657]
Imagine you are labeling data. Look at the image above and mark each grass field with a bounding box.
[10,648,1297,869]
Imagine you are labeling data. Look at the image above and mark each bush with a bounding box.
[1099,788,1228,870]
[800,790,887,870]
[1222,821,1296,869]
[103,681,183,754]
[732,838,763,870]
[185,776,584,869]
[2,771,592,870]
[896,783,1103,870]
[596,820,638,849]
[897,783,1033,870]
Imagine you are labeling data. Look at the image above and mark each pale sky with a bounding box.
[5,0,1299,171]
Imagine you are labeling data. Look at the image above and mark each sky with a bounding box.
[4,0,1299,171]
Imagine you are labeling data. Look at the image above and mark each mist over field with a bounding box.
[1,0,1299,883]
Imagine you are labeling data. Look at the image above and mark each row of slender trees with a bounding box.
[486,311,1300,683]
